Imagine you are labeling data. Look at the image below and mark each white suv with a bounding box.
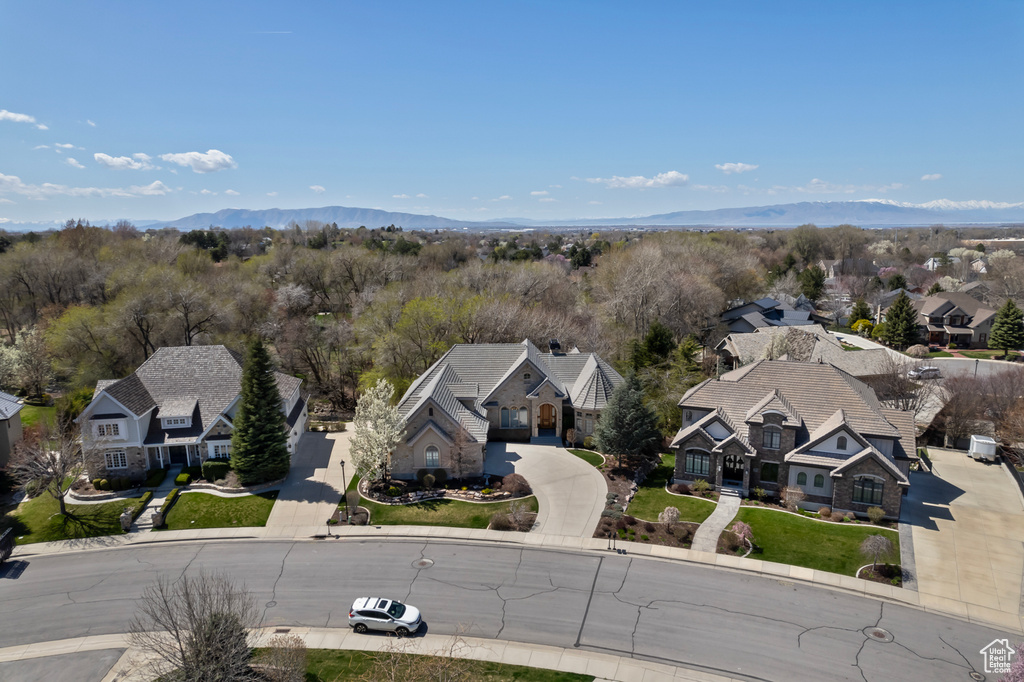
[907,366,941,379]
[348,597,423,636]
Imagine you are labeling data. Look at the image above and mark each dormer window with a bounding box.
[837,436,847,451]
[429,407,434,417]
[162,417,192,429]
[524,373,531,381]
[95,422,120,438]
[684,410,693,422]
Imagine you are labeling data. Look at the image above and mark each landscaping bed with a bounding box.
[625,453,716,524]
[360,472,530,505]
[732,507,900,577]
[357,495,538,530]
[858,563,903,587]
[595,512,698,548]
[1,493,149,544]
[156,490,278,530]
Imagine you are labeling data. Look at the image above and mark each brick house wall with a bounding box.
[831,457,903,519]
[392,404,484,481]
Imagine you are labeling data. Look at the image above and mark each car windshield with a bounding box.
[386,601,406,619]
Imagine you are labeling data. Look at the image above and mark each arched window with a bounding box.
[836,436,847,451]
[797,471,807,486]
[813,474,824,488]
[763,426,781,450]
[685,410,693,422]
[501,407,510,428]
[428,407,434,417]
[684,449,711,476]
[425,445,440,468]
[853,476,884,505]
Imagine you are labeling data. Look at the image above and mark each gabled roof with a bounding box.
[784,409,872,466]
[745,389,802,426]
[831,446,910,485]
[89,345,301,442]
[399,364,490,442]
[405,419,455,446]
[0,391,22,421]
[669,408,738,449]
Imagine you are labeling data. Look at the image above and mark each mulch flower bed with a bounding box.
[329,507,369,526]
[594,514,698,549]
[859,563,903,587]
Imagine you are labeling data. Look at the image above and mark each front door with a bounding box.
[539,404,556,429]
[723,454,744,483]
[169,445,188,465]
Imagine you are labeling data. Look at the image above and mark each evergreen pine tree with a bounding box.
[990,299,1024,358]
[230,338,289,485]
[594,373,662,467]
[849,298,872,326]
[882,290,919,349]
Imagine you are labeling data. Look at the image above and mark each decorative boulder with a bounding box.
[120,509,134,532]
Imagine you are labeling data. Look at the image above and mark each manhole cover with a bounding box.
[265,601,277,608]
[863,626,893,643]
[413,558,434,569]
[969,672,986,681]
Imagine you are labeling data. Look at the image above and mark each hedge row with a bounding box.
[131,492,154,521]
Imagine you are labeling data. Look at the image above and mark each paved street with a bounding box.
[0,539,1012,681]
[903,447,1024,630]
[265,431,350,529]
[485,441,606,536]
[0,649,124,682]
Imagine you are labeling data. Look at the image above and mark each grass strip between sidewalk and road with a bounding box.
[627,453,715,524]
[157,490,278,531]
[568,448,603,467]
[735,506,900,576]
[1,492,148,544]
[359,495,538,528]
[304,648,593,681]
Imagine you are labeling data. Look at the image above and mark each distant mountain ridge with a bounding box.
[3,200,1023,233]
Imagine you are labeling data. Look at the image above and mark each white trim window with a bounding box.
[96,422,120,438]
[162,417,191,429]
[105,450,128,469]
[425,445,440,468]
[210,443,231,459]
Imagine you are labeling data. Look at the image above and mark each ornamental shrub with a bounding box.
[144,468,166,488]
[432,468,448,486]
[500,473,531,496]
[92,478,103,490]
[386,486,401,497]
[867,506,886,524]
[489,513,514,531]
[416,468,430,484]
[175,473,192,486]
[691,478,711,494]
[202,460,230,482]
[481,488,493,494]
[98,478,110,491]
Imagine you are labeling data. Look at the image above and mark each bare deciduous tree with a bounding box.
[128,571,258,681]
[9,421,80,516]
[872,354,937,414]
[781,485,805,511]
[940,373,982,448]
[860,534,894,570]
[364,628,472,682]
[252,634,306,682]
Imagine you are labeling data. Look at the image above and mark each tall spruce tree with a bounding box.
[849,298,872,326]
[990,299,1024,358]
[230,338,289,485]
[882,290,919,350]
[594,373,662,467]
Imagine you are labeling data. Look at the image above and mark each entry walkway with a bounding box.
[690,491,740,553]
[902,446,1024,632]
[265,431,350,529]
[485,441,606,537]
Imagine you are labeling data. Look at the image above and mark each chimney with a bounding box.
[548,338,561,354]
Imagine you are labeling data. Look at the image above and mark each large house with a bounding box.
[393,339,623,479]
[0,391,23,468]
[720,297,820,334]
[906,292,997,348]
[78,346,307,482]
[670,360,914,519]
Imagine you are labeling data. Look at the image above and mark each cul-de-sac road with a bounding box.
[0,538,1010,681]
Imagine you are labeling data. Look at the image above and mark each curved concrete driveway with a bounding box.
[485,440,606,537]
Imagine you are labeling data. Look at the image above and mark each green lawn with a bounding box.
[304,648,592,682]
[360,495,538,528]
[735,507,899,576]
[627,453,715,523]
[1,493,148,544]
[960,349,1017,359]
[568,448,603,467]
[927,350,953,358]
[159,491,277,530]
[19,404,56,430]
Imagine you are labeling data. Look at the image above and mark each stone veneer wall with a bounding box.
[83,445,146,483]
[831,457,903,518]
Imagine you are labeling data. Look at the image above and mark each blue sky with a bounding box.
[1,1,1022,225]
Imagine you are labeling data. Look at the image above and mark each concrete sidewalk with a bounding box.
[0,628,744,682]
[264,431,350,529]
[690,493,739,553]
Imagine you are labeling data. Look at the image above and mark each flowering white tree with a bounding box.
[350,379,405,482]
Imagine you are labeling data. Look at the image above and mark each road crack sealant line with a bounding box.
[261,542,296,625]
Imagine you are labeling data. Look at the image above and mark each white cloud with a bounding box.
[0,172,171,199]
[715,162,758,175]
[921,173,943,181]
[491,195,512,201]
[692,184,729,193]
[392,193,411,199]
[586,170,689,189]
[416,193,428,198]
[549,184,562,189]
[86,120,97,127]
[94,152,157,170]
[538,197,556,202]
[309,185,325,193]
[0,217,8,221]
[793,178,904,194]
[267,191,278,197]
[200,189,215,195]
[224,189,240,196]
[65,157,85,169]
[33,145,49,150]
[55,143,75,149]
[0,109,47,130]
[858,198,1024,210]
[159,149,237,173]
[531,190,549,196]
[0,199,14,205]
[588,200,603,205]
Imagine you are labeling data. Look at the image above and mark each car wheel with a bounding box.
[396,626,410,637]
[354,623,368,634]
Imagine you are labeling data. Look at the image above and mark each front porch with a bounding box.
[673,447,753,496]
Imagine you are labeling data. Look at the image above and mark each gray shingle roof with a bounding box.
[0,391,22,420]
[94,345,301,442]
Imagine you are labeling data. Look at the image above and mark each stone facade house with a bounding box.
[670,359,914,519]
[77,345,307,483]
[0,391,23,468]
[393,339,623,480]
[906,292,996,348]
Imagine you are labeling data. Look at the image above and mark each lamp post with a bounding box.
[975,358,979,378]
[340,459,347,521]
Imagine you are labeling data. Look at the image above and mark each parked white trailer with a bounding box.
[969,435,998,462]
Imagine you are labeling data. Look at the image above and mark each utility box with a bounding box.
[969,435,998,462]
